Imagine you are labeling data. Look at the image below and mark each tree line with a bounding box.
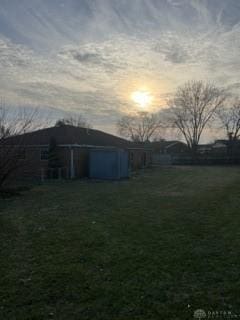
[117,80,240,152]
[1,79,240,189]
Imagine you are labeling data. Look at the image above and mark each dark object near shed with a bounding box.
[89,148,129,180]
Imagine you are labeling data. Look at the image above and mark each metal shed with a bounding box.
[89,148,129,180]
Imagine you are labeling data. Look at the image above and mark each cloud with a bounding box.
[72,52,101,64]
[58,44,126,73]
[153,36,190,64]
[167,0,183,6]
[0,38,33,68]
[0,0,240,137]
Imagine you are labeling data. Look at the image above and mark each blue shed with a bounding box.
[89,148,129,180]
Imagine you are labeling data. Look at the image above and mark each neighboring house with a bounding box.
[151,140,189,155]
[1,125,152,181]
[197,140,229,155]
[151,140,189,165]
[197,144,213,155]
[211,140,228,154]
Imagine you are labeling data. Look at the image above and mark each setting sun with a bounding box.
[131,90,153,109]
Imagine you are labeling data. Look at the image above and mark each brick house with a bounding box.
[1,125,152,181]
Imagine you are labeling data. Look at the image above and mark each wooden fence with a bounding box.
[153,154,240,166]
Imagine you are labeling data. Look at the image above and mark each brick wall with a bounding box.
[1,145,152,182]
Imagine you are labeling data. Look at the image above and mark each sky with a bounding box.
[0,0,240,137]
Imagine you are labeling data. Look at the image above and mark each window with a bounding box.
[40,148,49,160]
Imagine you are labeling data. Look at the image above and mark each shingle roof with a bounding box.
[4,125,138,149]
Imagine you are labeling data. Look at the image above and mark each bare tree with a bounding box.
[0,105,38,188]
[55,115,92,129]
[216,97,240,141]
[167,80,226,152]
[117,112,163,142]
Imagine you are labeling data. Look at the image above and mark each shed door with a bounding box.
[90,150,118,179]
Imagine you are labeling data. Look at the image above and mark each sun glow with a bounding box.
[131,90,153,109]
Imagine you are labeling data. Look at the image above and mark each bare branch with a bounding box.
[55,115,92,129]
[167,80,227,151]
[216,97,240,141]
[0,104,40,187]
[117,112,163,142]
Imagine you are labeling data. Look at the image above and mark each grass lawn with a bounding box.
[1,166,240,319]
